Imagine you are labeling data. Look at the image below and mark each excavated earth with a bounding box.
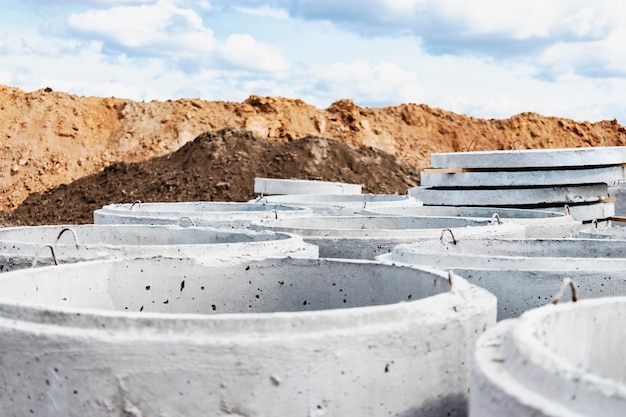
[1,84,626,225]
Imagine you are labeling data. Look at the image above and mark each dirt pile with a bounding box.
[2,84,626,214]
[4,128,419,225]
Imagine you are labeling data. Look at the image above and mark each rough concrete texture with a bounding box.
[431,147,626,169]
[94,201,312,228]
[0,225,318,272]
[0,256,496,417]
[578,223,626,239]
[379,238,626,271]
[609,183,626,216]
[253,177,362,195]
[471,297,626,416]
[421,165,626,188]
[409,184,609,207]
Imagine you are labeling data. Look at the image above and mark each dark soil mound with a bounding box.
[3,128,419,225]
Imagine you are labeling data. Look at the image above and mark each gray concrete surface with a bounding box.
[409,184,609,206]
[0,257,495,417]
[471,297,626,416]
[431,147,626,169]
[0,225,318,272]
[254,177,362,195]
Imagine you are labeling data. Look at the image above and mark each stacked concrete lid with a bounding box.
[250,193,422,215]
[93,201,312,228]
[379,237,626,319]
[472,297,626,416]
[250,215,526,259]
[0,224,318,272]
[412,147,626,222]
[0,256,495,417]
[254,177,362,195]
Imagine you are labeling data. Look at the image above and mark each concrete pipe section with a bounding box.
[254,177,362,195]
[93,201,312,229]
[250,215,526,259]
[471,296,626,416]
[0,225,318,272]
[250,193,422,215]
[362,206,580,238]
[0,257,496,417]
[379,238,626,271]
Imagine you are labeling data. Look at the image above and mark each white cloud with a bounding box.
[233,6,289,19]
[0,71,11,84]
[219,34,289,72]
[315,61,424,105]
[66,0,216,57]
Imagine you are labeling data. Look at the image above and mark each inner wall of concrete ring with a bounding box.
[93,202,313,229]
[0,225,318,272]
[0,257,496,417]
[471,297,626,417]
[379,238,626,320]
[250,216,527,259]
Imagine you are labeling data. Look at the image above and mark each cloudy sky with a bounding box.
[1,0,625,123]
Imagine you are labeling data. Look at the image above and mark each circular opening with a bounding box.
[0,258,452,315]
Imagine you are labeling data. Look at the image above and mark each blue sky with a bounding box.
[1,0,625,123]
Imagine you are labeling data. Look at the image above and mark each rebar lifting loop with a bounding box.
[564,205,571,216]
[129,200,142,211]
[551,278,579,305]
[178,216,196,227]
[440,228,457,245]
[491,213,502,225]
[466,139,477,152]
[255,195,268,205]
[510,139,522,150]
[55,227,80,248]
[31,244,58,268]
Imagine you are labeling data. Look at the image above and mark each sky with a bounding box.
[1,0,625,123]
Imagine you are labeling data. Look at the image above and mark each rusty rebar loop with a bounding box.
[129,200,142,211]
[271,209,278,220]
[178,216,196,227]
[255,196,268,205]
[551,278,579,305]
[592,219,599,229]
[564,204,571,216]
[510,139,522,150]
[447,271,454,289]
[31,244,58,268]
[491,213,502,225]
[55,227,80,248]
[440,228,457,245]
[362,201,367,210]
[466,139,477,152]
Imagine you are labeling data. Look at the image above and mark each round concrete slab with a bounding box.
[0,257,495,417]
[379,238,626,271]
[251,216,526,259]
[431,147,626,169]
[409,184,609,206]
[94,202,312,228]
[250,193,422,215]
[254,177,362,195]
[471,297,626,416]
[421,165,626,188]
[0,225,318,272]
